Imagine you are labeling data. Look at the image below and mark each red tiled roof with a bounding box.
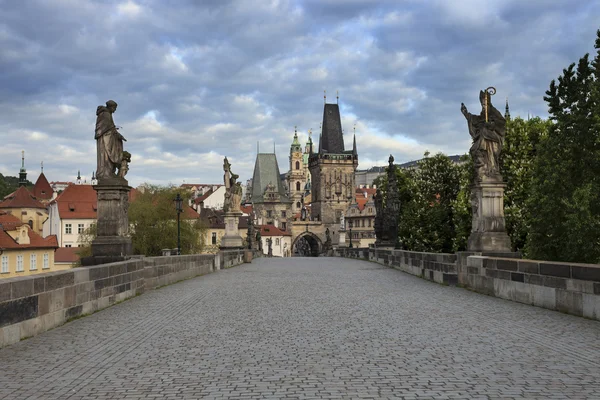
[240,205,253,215]
[55,185,97,220]
[194,189,213,204]
[259,224,291,237]
[183,205,198,219]
[33,173,54,200]
[0,226,58,250]
[0,211,24,230]
[54,247,81,263]
[356,197,368,211]
[0,186,46,210]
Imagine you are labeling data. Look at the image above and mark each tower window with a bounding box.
[296,181,301,191]
[295,161,300,170]
[296,202,301,209]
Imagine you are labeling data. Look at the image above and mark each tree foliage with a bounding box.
[500,117,552,252]
[128,185,206,256]
[0,173,33,198]
[526,30,600,262]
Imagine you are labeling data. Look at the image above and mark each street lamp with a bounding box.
[174,193,183,255]
[348,220,353,248]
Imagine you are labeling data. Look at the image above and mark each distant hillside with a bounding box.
[0,173,33,198]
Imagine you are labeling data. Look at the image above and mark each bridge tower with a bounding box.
[309,103,358,225]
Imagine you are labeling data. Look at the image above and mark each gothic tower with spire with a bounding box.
[308,102,358,224]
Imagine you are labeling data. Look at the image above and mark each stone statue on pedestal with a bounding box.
[220,157,244,249]
[461,88,511,252]
[95,100,127,182]
[83,100,133,266]
[267,238,273,257]
[246,213,255,250]
[461,89,506,182]
[373,188,384,245]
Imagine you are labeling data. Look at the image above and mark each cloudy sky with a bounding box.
[1,0,598,187]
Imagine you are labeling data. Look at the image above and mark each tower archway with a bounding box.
[292,232,322,257]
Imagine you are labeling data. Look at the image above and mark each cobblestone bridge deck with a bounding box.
[1,257,599,399]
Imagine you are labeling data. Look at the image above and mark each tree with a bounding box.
[398,152,461,253]
[500,117,552,252]
[451,154,473,252]
[128,185,206,256]
[526,30,600,262]
[0,173,33,198]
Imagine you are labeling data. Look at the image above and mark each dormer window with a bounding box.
[69,203,75,211]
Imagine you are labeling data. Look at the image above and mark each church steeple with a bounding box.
[19,151,27,187]
[320,103,345,154]
[76,170,82,185]
[505,98,510,121]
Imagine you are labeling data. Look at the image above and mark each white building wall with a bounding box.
[60,218,96,247]
[202,186,226,210]
[261,236,292,257]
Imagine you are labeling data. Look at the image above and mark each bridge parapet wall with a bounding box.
[458,255,600,320]
[0,249,253,348]
[334,247,457,285]
[335,246,600,320]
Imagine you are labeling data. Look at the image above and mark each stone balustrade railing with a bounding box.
[0,249,258,348]
[335,247,600,321]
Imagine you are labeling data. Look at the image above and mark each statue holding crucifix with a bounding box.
[461,87,505,182]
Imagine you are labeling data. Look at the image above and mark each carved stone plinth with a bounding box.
[220,212,243,249]
[468,180,511,252]
[338,229,347,247]
[84,179,133,265]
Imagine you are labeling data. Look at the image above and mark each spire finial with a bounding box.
[353,124,356,135]
[41,161,43,173]
[504,97,510,120]
[21,150,25,169]
[324,90,326,104]
[336,90,339,104]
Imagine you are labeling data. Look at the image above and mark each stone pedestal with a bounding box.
[83,179,133,265]
[338,229,347,247]
[220,212,243,249]
[468,180,511,252]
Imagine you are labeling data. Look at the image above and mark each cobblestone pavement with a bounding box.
[1,257,600,399]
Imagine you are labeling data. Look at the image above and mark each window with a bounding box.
[276,238,280,245]
[65,224,72,234]
[280,222,287,231]
[212,232,217,245]
[296,181,301,191]
[30,254,37,271]
[78,223,85,233]
[28,220,33,229]
[65,244,72,248]
[267,210,272,218]
[16,255,24,272]
[362,219,365,227]
[1,256,8,273]
[43,253,49,269]
[295,161,300,170]
[281,211,286,218]
[368,219,371,227]
[296,202,301,209]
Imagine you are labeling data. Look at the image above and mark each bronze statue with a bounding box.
[461,89,506,181]
[223,157,243,213]
[95,100,127,180]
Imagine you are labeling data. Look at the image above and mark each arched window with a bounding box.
[28,220,33,229]
[296,181,301,191]
[295,161,300,170]
[276,238,280,245]
[296,202,301,209]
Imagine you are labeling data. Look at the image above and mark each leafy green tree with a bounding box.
[0,173,33,198]
[129,185,206,256]
[451,154,473,252]
[526,30,600,262]
[398,152,461,253]
[500,117,552,252]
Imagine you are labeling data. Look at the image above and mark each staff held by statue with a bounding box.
[484,86,496,122]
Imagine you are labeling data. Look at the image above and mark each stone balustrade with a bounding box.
[335,247,600,321]
[0,249,256,348]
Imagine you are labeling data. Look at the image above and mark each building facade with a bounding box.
[260,225,292,257]
[345,188,377,248]
[43,185,97,247]
[287,128,313,215]
[0,214,60,278]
